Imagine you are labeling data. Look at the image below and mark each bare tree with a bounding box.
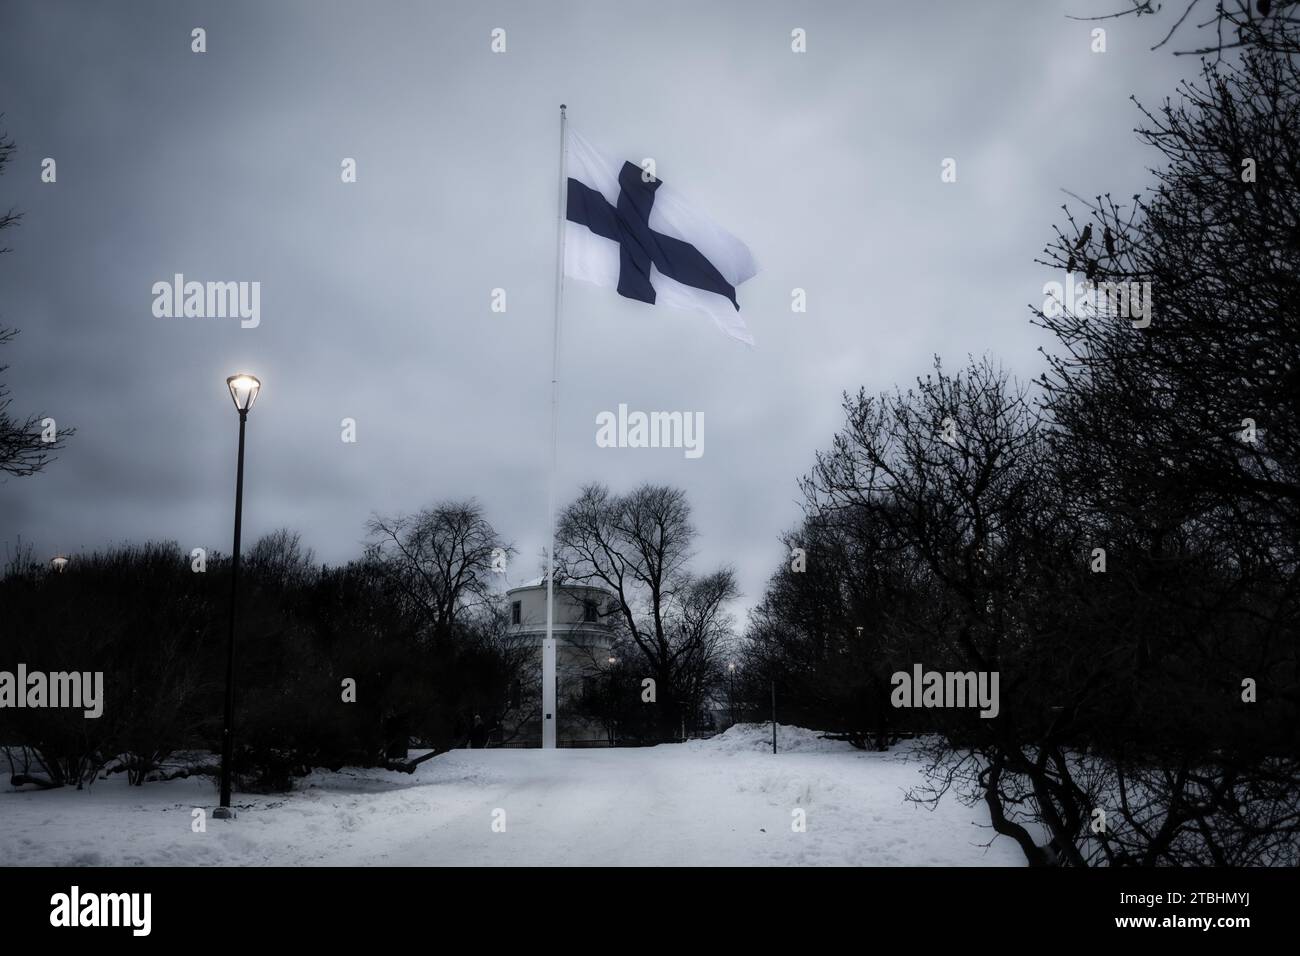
[0,123,72,477]
[366,499,510,641]
[743,507,928,750]
[246,528,317,589]
[1075,0,1300,57]
[558,483,736,740]
[1038,51,1300,543]
[0,121,19,252]
[759,40,1300,865]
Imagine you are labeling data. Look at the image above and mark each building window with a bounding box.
[583,600,598,623]
[511,601,521,625]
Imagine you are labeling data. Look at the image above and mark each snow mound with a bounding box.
[686,722,860,755]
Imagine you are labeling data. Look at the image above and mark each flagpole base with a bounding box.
[541,636,557,749]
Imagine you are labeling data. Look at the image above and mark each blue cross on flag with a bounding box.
[564,127,759,346]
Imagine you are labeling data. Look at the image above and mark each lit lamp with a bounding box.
[215,373,260,819]
[605,656,618,748]
[50,556,69,573]
[226,374,261,414]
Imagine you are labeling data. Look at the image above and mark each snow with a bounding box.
[686,721,861,754]
[0,725,1025,866]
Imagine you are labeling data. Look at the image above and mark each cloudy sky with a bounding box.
[0,0,1195,618]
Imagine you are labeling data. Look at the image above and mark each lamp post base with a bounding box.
[212,806,236,820]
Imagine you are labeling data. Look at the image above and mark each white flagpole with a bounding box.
[543,103,567,750]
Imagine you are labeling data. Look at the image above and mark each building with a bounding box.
[501,575,617,746]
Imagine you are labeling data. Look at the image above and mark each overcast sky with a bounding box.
[0,0,1196,619]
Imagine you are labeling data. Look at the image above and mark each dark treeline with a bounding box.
[0,510,531,793]
[738,45,1300,865]
[0,485,740,793]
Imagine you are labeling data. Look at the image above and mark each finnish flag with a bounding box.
[564,127,759,346]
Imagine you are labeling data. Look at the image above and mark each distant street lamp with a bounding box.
[49,556,69,573]
[606,655,618,745]
[215,373,260,819]
[727,662,737,727]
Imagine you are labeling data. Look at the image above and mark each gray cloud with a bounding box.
[0,0,1194,615]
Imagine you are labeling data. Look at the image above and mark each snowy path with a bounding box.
[0,727,1025,866]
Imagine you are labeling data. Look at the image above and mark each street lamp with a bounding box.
[227,374,260,414]
[215,373,260,819]
[49,555,69,573]
[727,662,736,727]
[606,655,618,746]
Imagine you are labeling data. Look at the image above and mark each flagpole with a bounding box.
[543,103,567,750]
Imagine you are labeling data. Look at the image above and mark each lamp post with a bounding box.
[727,662,736,727]
[215,373,260,819]
[606,655,617,746]
[49,556,69,573]
[771,679,777,755]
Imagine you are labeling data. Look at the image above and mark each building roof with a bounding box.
[510,574,615,595]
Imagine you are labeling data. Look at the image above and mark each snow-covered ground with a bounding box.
[0,725,1025,866]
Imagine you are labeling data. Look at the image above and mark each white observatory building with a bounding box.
[503,575,617,746]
